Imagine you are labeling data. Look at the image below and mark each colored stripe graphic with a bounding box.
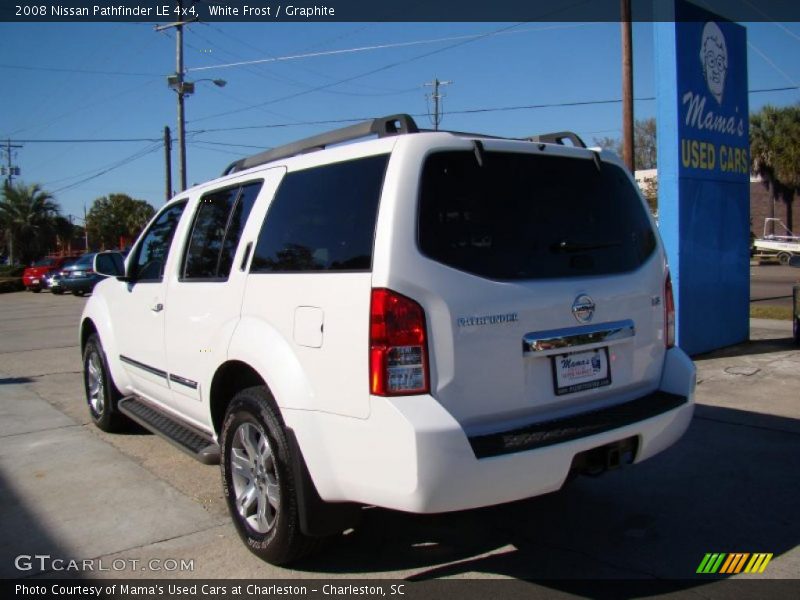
[719,553,749,574]
[697,552,773,574]
[697,553,726,574]
[744,553,773,573]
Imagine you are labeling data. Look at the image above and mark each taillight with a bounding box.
[665,271,675,348]
[369,288,430,396]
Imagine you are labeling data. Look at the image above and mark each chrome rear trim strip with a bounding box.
[523,319,635,355]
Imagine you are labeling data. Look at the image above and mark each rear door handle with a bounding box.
[151,303,164,313]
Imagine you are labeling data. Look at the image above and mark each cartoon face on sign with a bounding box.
[700,21,728,104]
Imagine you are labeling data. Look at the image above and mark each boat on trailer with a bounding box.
[753,218,800,264]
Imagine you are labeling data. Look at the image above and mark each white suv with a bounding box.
[82,115,696,564]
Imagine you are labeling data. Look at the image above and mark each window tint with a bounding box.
[183,181,261,280]
[133,201,186,282]
[34,258,55,267]
[251,155,388,273]
[418,151,656,280]
[218,182,260,276]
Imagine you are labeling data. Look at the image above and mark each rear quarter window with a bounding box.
[251,154,389,273]
[418,150,656,280]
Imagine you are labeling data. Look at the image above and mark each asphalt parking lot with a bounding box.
[0,291,798,590]
[751,263,799,308]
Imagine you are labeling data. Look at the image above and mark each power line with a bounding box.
[48,143,162,193]
[6,85,797,144]
[11,137,162,143]
[0,63,161,77]
[747,40,800,90]
[188,139,272,149]
[189,21,530,123]
[202,22,417,98]
[186,23,591,74]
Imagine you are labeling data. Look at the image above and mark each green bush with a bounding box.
[0,278,24,293]
[0,265,25,277]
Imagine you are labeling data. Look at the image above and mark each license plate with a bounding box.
[552,348,611,396]
[32,278,39,284]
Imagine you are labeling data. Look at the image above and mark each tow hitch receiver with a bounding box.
[570,436,638,477]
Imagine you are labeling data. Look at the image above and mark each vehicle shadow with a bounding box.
[0,470,74,578]
[0,377,35,385]
[295,405,799,587]
[693,337,798,361]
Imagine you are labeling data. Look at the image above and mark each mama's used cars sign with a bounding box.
[677,16,749,181]
[656,1,749,355]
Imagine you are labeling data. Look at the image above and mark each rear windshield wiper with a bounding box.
[551,239,622,253]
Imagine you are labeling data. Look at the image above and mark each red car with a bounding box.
[22,255,81,292]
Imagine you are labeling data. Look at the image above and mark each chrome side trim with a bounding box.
[523,319,635,355]
[169,373,199,390]
[119,354,167,379]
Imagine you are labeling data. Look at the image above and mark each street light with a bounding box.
[167,75,227,190]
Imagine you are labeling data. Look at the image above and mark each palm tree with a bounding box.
[750,104,800,233]
[0,182,62,265]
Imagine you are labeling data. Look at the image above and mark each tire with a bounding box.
[794,317,800,346]
[52,289,63,295]
[220,386,322,565]
[83,333,126,432]
[778,252,791,266]
[73,290,85,297]
[32,287,41,293]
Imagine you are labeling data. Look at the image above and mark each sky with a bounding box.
[0,17,799,222]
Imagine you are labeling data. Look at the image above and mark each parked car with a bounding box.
[45,257,83,294]
[61,253,105,296]
[791,256,800,345]
[22,255,80,292]
[82,115,696,565]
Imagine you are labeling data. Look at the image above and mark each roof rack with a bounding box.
[222,114,419,175]
[525,131,586,148]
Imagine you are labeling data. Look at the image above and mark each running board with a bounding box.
[118,396,220,465]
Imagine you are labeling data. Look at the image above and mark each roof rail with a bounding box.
[222,114,418,175]
[525,131,586,148]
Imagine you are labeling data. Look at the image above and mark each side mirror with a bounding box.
[789,256,800,268]
[94,252,125,277]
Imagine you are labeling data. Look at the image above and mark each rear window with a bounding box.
[251,154,388,273]
[33,258,55,267]
[418,151,656,280]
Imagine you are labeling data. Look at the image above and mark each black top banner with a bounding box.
[2,0,800,23]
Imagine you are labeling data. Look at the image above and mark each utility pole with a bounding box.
[176,2,186,192]
[2,139,22,187]
[424,77,453,131]
[83,204,89,251]
[164,126,173,201]
[156,0,192,191]
[621,0,635,172]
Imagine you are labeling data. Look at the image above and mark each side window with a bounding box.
[133,201,187,283]
[218,182,261,276]
[182,181,262,280]
[250,154,388,273]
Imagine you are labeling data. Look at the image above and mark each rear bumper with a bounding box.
[62,277,99,293]
[23,276,44,290]
[286,347,696,513]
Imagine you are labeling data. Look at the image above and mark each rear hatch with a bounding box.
[393,143,667,434]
